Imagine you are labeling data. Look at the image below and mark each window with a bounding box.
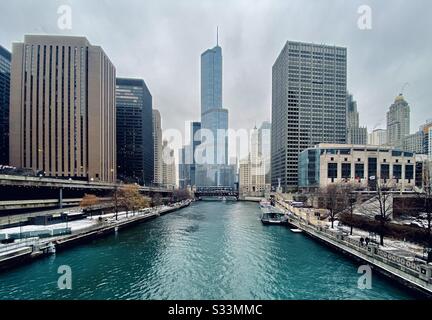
[355,163,364,179]
[381,164,390,180]
[368,157,377,179]
[341,163,351,179]
[393,164,402,179]
[405,165,414,180]
[328,163,337,179]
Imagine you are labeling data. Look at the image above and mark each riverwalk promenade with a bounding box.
[275,196,432,297]
[0,200,192,271]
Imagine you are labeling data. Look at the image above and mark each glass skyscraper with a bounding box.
[197,39,231,187]
[116,78,154,185]
[0,45,11,165]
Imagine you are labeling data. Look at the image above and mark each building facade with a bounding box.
[116,78,153,185]
[346,93,367,145]
[152,109,163,185]
[162,139,176,189]
[298,143,416,191]
[9,35,116,182]
[258,121,271,184]
[387,94,410,149]
[239,126,270,198]
[197,39,231,187]
[271,41,347,192]
[368,129,387,146]
[0,45,11,165]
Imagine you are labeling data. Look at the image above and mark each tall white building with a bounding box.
[368,129,387,146]
[152,109,163,185]
[387,94,410,149]
[239,126,270,198]
[162,139,176,189]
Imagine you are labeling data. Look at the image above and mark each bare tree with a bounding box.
[415,162,432,247]
[373,179,395,246]
[318,184,349,229]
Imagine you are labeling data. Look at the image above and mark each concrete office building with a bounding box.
[387,94,410,149]
[271,41,347,192]
[9,35,116,182]
[0,45,11,165]
[258,121,271,184]
[116,78,153,185]
[162,139,176,189]
[368,129,387,146]
[298,143,416,191]
[152,109,163,185]
[346,93,367,145]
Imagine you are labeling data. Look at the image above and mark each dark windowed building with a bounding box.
[116,78,153,185]
[0,45,11,165]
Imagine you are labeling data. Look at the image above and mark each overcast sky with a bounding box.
[1,0,431,148]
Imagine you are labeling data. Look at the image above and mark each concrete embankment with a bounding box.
[281,205,432,298]
[0,201,192,271]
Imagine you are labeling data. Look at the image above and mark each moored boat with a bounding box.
[260,206,287,225]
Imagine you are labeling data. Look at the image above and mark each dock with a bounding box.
[277,200,432,298]
[0,200,192,271]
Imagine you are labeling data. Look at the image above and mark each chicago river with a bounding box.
[0,202,415,299]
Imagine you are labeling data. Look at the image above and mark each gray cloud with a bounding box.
[1,0,431,146]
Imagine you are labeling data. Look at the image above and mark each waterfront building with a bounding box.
[271,41,347,192]
[258,121,271,184]
[346,93,367,145]
[197,34,231,187]
[178,146,190,189]
[116,78,153,185]
[403,131,424,155]
[152,109,163,186]
[239,126,271,198]
[178,121,201,189]
[402,120,432,155]
[162,139,176,189]
[368,129,388,146]
[298,143,416,191]
[9,35,116,182]
[0,45,11,165]
[387,94,410,149]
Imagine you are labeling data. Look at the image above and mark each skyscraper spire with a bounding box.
[216,26,219,46]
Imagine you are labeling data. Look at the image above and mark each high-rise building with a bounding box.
[368,129,387,146]
[346,93,367,145]
[9,35,116,182]
[271,41,347,192]
[403,119,432,155]
[116,78,153,185]
[197,34,231,187]
[0,45,11,165]
[162,139,176,189]
[387,94,410,149]
[179,121,201,189]
[178,146,189,189]
[404,131,424,154]
[239,126,270,198]
[258,121,271,184]
[152,109,163,185]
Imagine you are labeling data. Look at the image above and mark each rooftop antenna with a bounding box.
[401,82,409,95]
[216,26,219,46]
